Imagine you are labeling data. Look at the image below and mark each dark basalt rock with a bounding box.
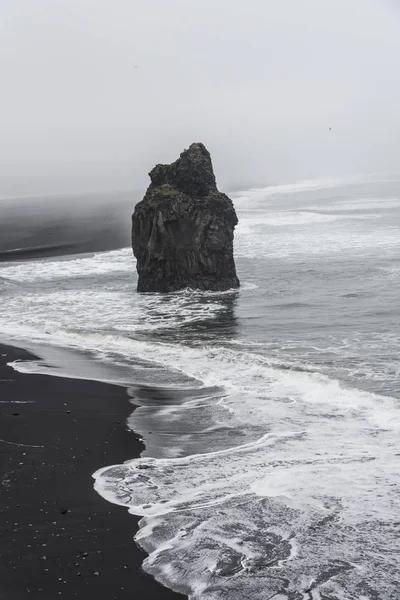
[132,143,240,292]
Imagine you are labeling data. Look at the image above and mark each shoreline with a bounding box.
[0,342,185,599]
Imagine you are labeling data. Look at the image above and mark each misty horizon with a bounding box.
[1,0,400,198]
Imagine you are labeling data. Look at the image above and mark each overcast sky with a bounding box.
[1,0,400,196]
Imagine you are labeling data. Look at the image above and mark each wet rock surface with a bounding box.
[132,143,239,292]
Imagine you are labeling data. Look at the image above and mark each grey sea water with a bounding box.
[3,176,400,599]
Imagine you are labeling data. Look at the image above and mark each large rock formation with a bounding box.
[132,143,240,292]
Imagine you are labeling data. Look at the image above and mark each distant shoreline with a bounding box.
[0,241,125,262]
[0,242,79,262]
[0,188,135,262]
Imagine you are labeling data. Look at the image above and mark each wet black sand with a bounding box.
[0,343,185,599]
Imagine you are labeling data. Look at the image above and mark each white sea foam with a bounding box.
[234,206,400,259]
[237,210,340,227]
[231,174,371,203]
[232,176,400,260]
[15,313,399,598]
[0,259,236,355]
[305,196,400,212]
[0,247,133,284]
[91,338,400,599]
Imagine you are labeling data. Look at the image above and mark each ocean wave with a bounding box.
[91,337,400,599]
[11,319,394,600]
[231,174,373,203]
[234,215,400,259]
[0,247,133,284]
[10,324,400,597]
[0,275,18,288]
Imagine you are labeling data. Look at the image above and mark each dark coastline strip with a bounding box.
[0,242,113,263]
[0,343,185,600]
[0,242,76,258]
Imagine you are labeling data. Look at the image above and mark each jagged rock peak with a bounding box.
[148,143,217,197]
[132,143,240,293]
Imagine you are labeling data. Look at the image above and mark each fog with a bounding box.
[1,0,400,197]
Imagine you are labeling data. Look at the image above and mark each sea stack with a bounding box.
[132,143,240,292]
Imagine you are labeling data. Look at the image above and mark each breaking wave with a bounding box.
[92,338,400,599]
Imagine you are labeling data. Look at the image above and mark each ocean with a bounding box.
[2,175,400,599]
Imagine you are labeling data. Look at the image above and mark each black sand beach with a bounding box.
[0,343,185,600]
